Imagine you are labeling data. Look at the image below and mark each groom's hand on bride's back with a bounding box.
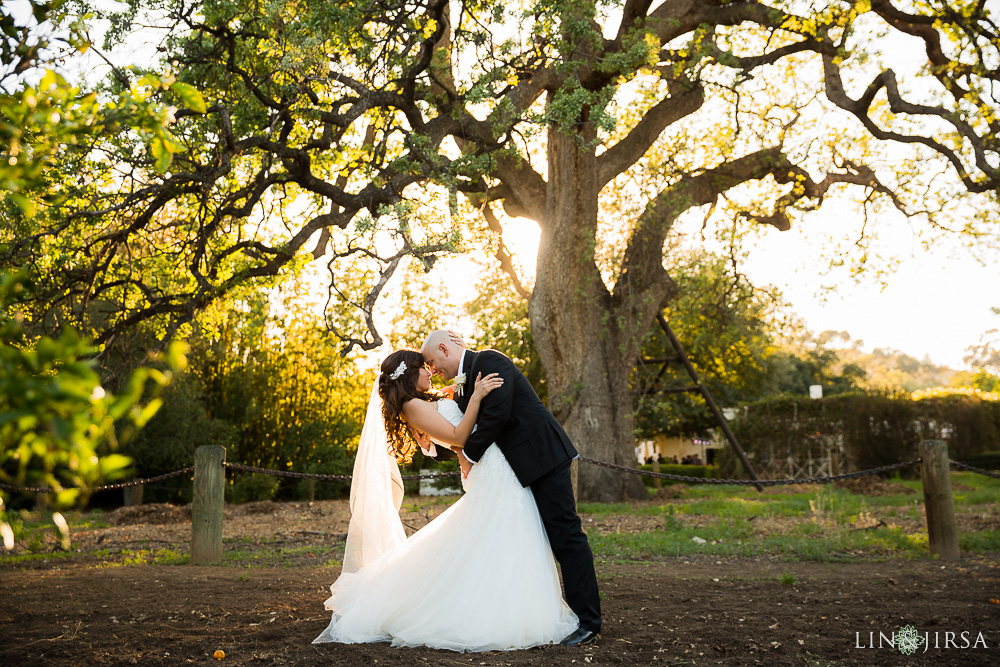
[409,426,431,449]
[458,450,473,478]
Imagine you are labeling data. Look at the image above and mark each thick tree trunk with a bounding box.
[530,124,649,502]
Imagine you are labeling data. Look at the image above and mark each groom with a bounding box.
[420,331,601,646]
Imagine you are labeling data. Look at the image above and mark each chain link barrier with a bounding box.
[2,456,998,496]
[0,467,194,495]
[577,456,923,486]
[222,461,460,482]
[950,460,1000,480]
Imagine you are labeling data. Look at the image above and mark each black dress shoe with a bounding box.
[560,627,600,646]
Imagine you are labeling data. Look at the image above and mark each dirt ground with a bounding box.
[2,499,999,666]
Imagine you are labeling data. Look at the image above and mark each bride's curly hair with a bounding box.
[379,349,439,465]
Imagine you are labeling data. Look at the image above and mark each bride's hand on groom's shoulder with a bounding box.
[472,372,503,401]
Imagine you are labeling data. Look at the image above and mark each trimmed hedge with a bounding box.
[717,391,1000,478]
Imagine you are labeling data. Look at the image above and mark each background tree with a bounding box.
[767,347,867,396]
[464,265,548,399]
[965,306,1000,392]
[634,251,791,440]
[1,3,183,516]
[124,274,371,503]
[3,0,998,500]
[1,273,181,510]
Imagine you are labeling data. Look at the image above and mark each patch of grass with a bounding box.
[590,520,757,561]
[153,549,189,565]
[589,517,941,562]
[958,530,1000,552]
[954,486,1000,506]
[580,472,1000,562]
[793,522,825,536]
[756,529,922,561]
[590,473,999,526]
[222,548,261,566]
[1,545,190,567]
[4,509,110,549]
[778,572,798,586]
[94,548,190,567]
[676,497,774,520]
[69,516,110,531]
[221,544,343,568]
[673,484,756,500]
[0,549,101,565]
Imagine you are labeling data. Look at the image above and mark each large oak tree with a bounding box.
[3,0,998,499]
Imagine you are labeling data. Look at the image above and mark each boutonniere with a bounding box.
[453,373,467,397]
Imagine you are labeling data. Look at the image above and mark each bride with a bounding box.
[313,349,578,652]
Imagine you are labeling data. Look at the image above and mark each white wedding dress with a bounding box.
[313,398,578,652]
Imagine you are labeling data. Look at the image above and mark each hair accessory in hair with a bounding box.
[389,360,408,380]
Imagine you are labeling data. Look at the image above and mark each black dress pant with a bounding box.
[529,459,601,633]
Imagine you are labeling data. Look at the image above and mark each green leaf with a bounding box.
[0,410,32,428]
[170,82,206,113]
[7,193,36,218]
[151,137,172,173]
[54,488,80,508]
[131,397,163,428]
[99,454,133,478]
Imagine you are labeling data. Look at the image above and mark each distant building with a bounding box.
[635,434,723,465]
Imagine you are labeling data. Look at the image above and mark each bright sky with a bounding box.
[456,210,998,371]
[736,212,999,370]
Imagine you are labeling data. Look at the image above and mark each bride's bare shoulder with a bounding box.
[402,397,438,417]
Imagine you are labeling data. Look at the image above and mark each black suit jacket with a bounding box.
[425,443,457,461]
[454,350,577,487]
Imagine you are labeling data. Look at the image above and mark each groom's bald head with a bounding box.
[421,330,462,380]
[421,330,451,351]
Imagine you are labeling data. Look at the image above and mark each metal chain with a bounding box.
[0,467,194,495]
[222,461,460,482]
[93,467,194,491]
[950,460,1000,480]
[577,456,923,486]
[4,456,997,496]
[0,481,52,494]
[222,462,352,481]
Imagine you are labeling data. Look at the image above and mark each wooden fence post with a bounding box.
[919,440,959,560]
[122,479,144,506]
[191,445,226,565]
[652,458,662,490]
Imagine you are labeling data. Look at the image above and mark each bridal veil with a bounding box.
[342,376,406,574]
